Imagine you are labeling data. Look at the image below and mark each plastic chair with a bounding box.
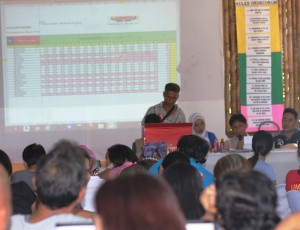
[286,190,300,213]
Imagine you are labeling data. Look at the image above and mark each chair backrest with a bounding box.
[276,184,291,219]
[286,190,300,213]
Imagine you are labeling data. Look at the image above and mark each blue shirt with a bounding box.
[148,157,214,188]
[254,160,276,181]
[273,128,300,148]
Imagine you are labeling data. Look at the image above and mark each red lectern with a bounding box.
[143,123,193,148]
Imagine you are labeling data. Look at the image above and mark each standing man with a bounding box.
[273,108,300,148]
[142,83,186,124]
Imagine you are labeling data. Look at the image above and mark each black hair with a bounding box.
[22,143,46,167]
[0,149,12,176]
[216,170,280,230]
[248,130,273,168]
[163,163,204,220]
[229,113,247,127]
[144,113,161,124]
[161,151,190,170]
[177,135,209,164]
[164,83,180,93]
[108,144,138,167]
[283,108,298,119]
[35,140,88,209]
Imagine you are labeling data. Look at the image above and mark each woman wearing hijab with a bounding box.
[189,113,217,148]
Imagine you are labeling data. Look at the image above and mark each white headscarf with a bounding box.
[188,113,210,143]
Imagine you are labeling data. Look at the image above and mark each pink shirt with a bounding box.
[109,162,134,177]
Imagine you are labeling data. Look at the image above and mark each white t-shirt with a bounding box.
[10,213,93,230]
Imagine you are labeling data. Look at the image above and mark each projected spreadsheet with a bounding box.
[6,32,176,97]
[1,0,180,131]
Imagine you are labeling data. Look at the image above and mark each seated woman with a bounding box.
[163,163,205,220]
[95,173,186,230]
[189,113,217,148]
[286,147,300,191]
[213,153,251,179]
[99,144,138,179]
[248,130,277,185]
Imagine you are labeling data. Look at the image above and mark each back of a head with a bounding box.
[165,82,180,93]
[22,143,46,167]
[96,173,185,230]
[216,170,280,230]
[0,165,11,230]
[252,130,273,156]
[0,150,12,176]
[163,163,204,220]
[144,113,161,124]
[108,144,138,167]
[161,151,190,170]
[177,135,209,164]
[35,140,88,209]
[229,113,247,127]
[249,130,273,168]
[214,154,251,179]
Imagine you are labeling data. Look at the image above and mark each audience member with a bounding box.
[0,149,36,215]
[95,173,186,230]
[213,153,251,179]
[120,160,151,175]
[224,113,248,150]
[141,141,167,162]
[159,151,189,174]
[286,146,300,191]
[142,82,186,124]
[248,130,277,185]
[0,164,11,230]
[273,108,300,149]
[189,113,217,148]
[148,134,214,188]
[163,163,204,220]
[99,144,138,179]
[11,143,46,191]
[133,113,161,157]
[79,147,104,214]
[216,170,280,230]
[10,140,95,229]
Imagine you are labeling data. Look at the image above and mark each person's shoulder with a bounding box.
[48,213,93,225]
[10,215,27,230]
[286,169,298,177]
[207,131,216,138]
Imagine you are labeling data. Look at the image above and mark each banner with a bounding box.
[235,0,283,132]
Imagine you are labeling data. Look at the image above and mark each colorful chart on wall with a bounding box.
[235,0,283,132]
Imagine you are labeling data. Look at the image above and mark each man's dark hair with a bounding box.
[229,113,247,127]
[35,140,88,210]
[283,108,298,119]
[177,135,209,164]
[0,150,12,176]
[22,143,46,167]
[164,83,180,93]
[161,151,190,170]
[144,113,161,124]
